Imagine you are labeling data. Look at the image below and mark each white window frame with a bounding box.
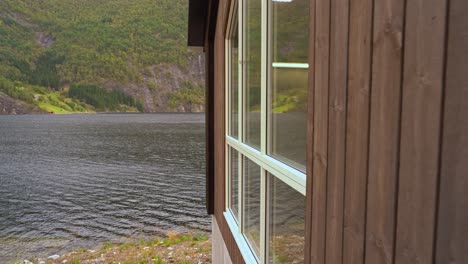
[224,0,307,263]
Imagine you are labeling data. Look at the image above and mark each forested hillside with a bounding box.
[0,0,205,114]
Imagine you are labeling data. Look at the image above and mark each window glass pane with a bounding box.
[268,175,305,263]
[229,12,239,138]
[244,0,261,148]
[230,148,239,221]
[243,157,261,257]
[269,0,309,171]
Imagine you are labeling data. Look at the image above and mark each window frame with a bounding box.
[224,0,307,263]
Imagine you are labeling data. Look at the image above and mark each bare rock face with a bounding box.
[0,92,39,114]
[101,53,206,113]
[35,32,55,48]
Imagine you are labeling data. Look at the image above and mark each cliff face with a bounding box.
[103,54,206,113]
[0,92,40,114]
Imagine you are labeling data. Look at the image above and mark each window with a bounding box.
[225,0,308,263]
[227,3,239,139]
[244,0,262,149]
[270,0,309,171]
[268,175,305,263]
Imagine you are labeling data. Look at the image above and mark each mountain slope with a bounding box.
[0,0,205,113]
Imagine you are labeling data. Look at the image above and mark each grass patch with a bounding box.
[192,234,209,242]
[26,232,211,264]
[38,103,70,114]
[153,256,166,264]
[102,241,114,250]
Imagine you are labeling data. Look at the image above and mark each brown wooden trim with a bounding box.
[205,38,215,215]
[204,0,219,215]
[222,0,233,37]
[188,0,209,47]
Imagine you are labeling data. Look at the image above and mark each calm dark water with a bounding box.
[0,113,208,262]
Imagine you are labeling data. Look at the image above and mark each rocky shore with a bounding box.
[12,232,211,264]
[0,92,40,115]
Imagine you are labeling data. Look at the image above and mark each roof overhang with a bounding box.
[187,0,209,47]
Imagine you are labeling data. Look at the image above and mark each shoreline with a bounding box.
[0,111,206,116]
[11,232,211,264]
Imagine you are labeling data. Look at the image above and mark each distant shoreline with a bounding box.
[0,111,206,115]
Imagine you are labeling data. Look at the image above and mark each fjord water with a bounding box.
[0,114,208,261]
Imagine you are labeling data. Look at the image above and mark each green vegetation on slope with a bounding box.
[0,0,190,84]
[168,82,205,112]
[0,76,92,113]
[69,84,144,112]
[0,0,201,112]
[0,76,142,113]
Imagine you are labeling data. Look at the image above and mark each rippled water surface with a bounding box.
[0,113,208,261]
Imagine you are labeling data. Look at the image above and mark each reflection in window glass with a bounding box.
[229,12,239,139]
[230,148,239,221]
[269,0,309,171]
[245,0,261,149]
[268,175,305,264]
[243,157,261,257]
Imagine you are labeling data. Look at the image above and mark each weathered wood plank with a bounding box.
[394,0,447,263]
[435,0,468,262]
[310,0,330,262]
[325,0,349,263]
[364,0,404,263]
[342,0,373,262]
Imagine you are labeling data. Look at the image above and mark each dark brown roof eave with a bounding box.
[187,0,209,47]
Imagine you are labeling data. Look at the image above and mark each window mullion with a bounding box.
[260,0,267,156]
[237,0,244,237]
[238,0,244,144]
[225,41,230,136]
[259,169,267,263]
[225,145,230,210]
[238,151,243,233]
[260,0,268,263]
[226,28,231,211]
[226,136,307,195]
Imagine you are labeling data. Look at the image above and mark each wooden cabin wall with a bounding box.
[305,0,468,263]
[205,0,467,262]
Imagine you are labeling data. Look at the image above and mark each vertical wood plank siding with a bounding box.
[365,0,404,263]
[394,0,447,262]
[342,0,373,263]
[324,0,348,263]
[204,0,467,262]
[435,0,468,263]
[304,0,467,263]
[310,0,330,262]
